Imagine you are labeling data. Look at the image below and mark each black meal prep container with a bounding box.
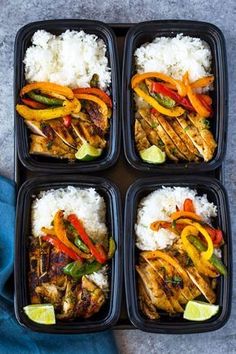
[124,176,232,334]
[14,175,123,334]
[122,20,228,173]
[14,20,120,173]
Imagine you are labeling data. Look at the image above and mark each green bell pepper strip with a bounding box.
[150,92,176,108]
[28,91,64,106]
[188,235,227,275]
[63,260,102,280]
[74,237,90,253]
[108,237,116,259]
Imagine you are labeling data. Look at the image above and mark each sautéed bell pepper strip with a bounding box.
[176,218,214,260]
[28,91,63,106]
[54,210,91,260]
[198,94,212,106]
[67,214,107,264]
[74,93,109,118]
[170,211,202,221]
[183,198,195,213]
[63,115,72,128]
[190,76,214,90]
[16,98,81,121]
[184,72,211,117]
[151,82,195,111]
[20,82,74,100]
[73,88,112,108]
[42,235,82,262]
[197,95,213,116]
[63,260,102,280]
[131,72,186,97]
[204,226,223,246]
[21,98,46,109]
[133,86,185,117]
[188,235,227,275]
[150,220,187,234]
[180,226,217,277]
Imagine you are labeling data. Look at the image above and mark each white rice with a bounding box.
[134,34,212,84]
[31,186,107,241]
[135,187,217,251]
[24,30,111,90]
[86,265,109,294]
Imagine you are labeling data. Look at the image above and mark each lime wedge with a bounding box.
[184,301,219,321]
[23,304,56,325]
[140,145,166,164]
[75,142,102,161]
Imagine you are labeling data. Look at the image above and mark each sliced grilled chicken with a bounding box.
[72,119,106,149]
[48,119,77,149]
[29,134,76,159]
[177,116,213,161]
[25,120,46,137]
[156,115,196,161]
[171,120,201,159]
[135,120,151,151]
[138,278,160,319]
[187,267,216,304]
[188,113,217,159]
[136,263,175,313]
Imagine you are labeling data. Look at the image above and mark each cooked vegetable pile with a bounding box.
[16,80,112,161]
[136,195,226,321]
[132,71,217,164]
[28,209,115,322]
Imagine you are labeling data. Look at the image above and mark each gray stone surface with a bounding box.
[0,0,235,352]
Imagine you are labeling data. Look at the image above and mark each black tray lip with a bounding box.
[14,174,123,334]
[124,175,232,334]
[122,19,228,173]
[14,19,121,173]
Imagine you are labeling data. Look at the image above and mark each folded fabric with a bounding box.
[0,175,118,354]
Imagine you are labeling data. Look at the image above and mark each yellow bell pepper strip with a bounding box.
[131,72,187,97]
[184,72,211,117]
[20,82,74,100]
[190,76,214,90]
[133,86,185,117]
[141,250,190,283]
[53,210,92,260]
[16,98,81,121]
[170,211,202,222]
[41,227,56,236]
[176,218,214,261]
[180,226,218,277]
[74,93,109,118]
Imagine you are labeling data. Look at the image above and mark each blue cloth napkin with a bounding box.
[0,175,118,354]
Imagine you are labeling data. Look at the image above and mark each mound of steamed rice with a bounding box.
[24,30,111,90]
[31,186,109,289]
[134,34,212,84]
[135,187,217,251]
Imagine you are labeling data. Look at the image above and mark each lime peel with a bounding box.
[75,142,102,161]
[23,304,56,325]
[140,145,166,164]
[184,300,219,321]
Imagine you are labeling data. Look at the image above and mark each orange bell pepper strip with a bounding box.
[20,82,74,100]
[190,76,214,89]
[53,210,91,260]
[74,93,109,118]
[183,198,195,213]
[131,72,186,97]
[183,72,211,117]
[67,214,107,264]
[73,88,112,108]
[16,98,81,121]
[133,86,185,117]
[198,94,212,105]
[170,211,202,221]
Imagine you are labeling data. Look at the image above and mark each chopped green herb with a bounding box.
[46,141,53,150]
[203,119,211,129]
[184,126,190,132]
[151,122,158,129]
[172,220,177,229]
[157,139,164,147]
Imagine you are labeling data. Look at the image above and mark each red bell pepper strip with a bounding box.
[67,214,107,264]
[183,198,195,213]
[63,115,72,128]
[204,226,223,246]
[42,235,82,261]
[151,82,195,111]
[197,95,213,117]
[73,88,112,108]
[21,98,46,109]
